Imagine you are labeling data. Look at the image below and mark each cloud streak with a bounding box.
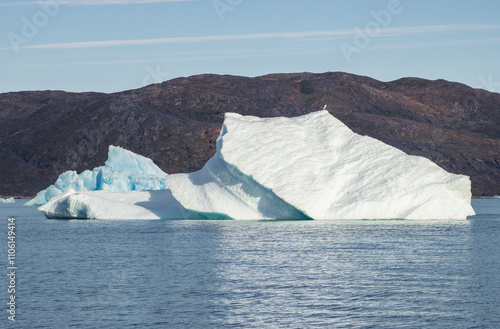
[1,24,498,51]
[0,0,195,7]
[1,47,336,69]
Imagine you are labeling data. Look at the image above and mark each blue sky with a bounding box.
[1,0,499,93]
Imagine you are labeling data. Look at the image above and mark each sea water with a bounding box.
[1,199,499,328]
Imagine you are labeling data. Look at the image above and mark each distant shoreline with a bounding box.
[1,195,33,199]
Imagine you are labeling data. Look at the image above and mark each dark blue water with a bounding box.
[1,199,500,328]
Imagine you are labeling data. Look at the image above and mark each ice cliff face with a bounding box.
[39,111,475,220]
[165,150,310,220]
[27,146,168,206]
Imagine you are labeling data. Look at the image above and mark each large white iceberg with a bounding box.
[39,111,475,220]
[167,110,475,220]
[26,146,168,206]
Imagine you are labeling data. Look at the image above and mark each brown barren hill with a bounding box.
[0,72,499,197]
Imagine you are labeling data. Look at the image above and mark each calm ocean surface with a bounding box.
[1,198,499,328]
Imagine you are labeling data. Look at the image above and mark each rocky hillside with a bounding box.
[0,72,499,197]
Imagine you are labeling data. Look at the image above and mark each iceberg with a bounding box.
[39,111,475,220]
[167,110,475,220]
[39,189,203,220]
[26,146,168,206]
[0,197,15,204]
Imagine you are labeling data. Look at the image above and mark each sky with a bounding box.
[1,0,499,94]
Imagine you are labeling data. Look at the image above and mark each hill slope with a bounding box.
[0,72,499,197]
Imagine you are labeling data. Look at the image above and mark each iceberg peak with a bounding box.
[105,146,167,178]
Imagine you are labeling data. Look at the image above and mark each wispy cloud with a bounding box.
[376,24,500,37]
[1,24,498,51]
[0,47,336,69]
[366,38,500,52]
[1,31,353,50]
[0,0,195,7]
[301,24,500,42]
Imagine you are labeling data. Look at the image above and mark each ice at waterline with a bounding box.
[0,197,15,204]
[39,110,475,220]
